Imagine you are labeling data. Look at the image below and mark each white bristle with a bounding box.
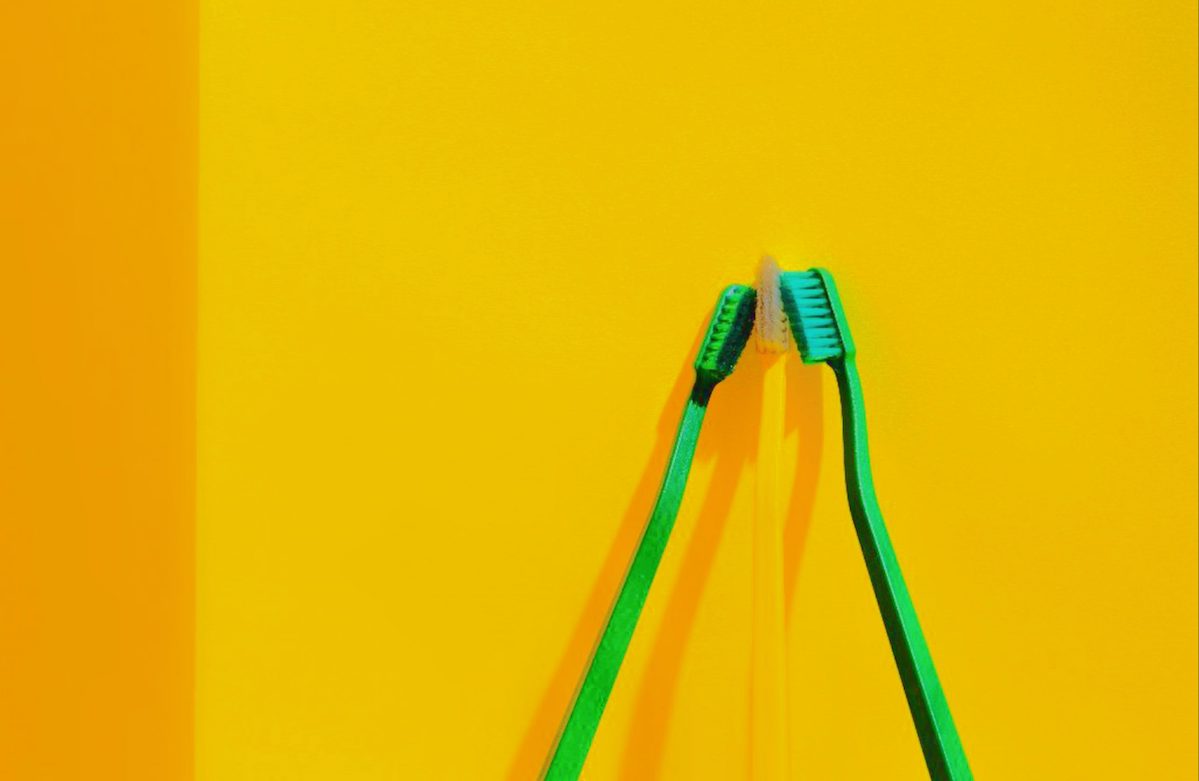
[755,256,790,354]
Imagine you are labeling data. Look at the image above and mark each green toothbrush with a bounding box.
[780,268,972,781]
[544,284,757,781]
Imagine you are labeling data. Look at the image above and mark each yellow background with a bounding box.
[199,1,1197,779]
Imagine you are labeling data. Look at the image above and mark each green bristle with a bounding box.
[779,268,855,364]
[695,284,756,383]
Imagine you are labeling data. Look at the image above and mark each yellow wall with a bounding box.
[199,1,1197,779]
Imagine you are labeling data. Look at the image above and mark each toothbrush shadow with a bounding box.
[503,324,714,781]
[503,331,824,781]
[783,359,823,619]
[617,356,823,780]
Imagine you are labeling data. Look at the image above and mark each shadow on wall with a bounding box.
[505,314,824,781]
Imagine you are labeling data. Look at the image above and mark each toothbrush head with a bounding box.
[754,256,791,355]
[695,284,757,385]
[779,268,856,364]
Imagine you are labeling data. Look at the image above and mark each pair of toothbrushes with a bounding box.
[544,266,971,781]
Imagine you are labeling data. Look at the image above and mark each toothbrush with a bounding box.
[751,258,789,780]
[779,268,973,781]
[544,284,757,781]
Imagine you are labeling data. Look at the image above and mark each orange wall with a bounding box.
[0,2,194,778]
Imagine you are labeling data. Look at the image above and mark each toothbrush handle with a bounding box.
[543,380,711,781]
[833,358,973,781]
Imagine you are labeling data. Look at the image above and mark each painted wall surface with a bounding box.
[196,1,1198,779]
[1,1,195,778]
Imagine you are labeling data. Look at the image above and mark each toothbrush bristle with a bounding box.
[695,284,756,382]
[754,257,791,354]
[780,270,847,363]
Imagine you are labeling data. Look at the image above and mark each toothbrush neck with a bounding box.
[832,356,877,501]
[689,376,716,406]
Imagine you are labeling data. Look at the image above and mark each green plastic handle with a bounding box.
[832,356,972,781]
[543,381,714,781]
